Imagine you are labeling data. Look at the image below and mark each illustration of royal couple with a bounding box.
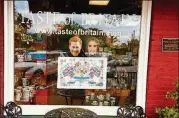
[66,35,99,57]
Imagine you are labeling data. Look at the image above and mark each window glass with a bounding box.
[14,0,141,106]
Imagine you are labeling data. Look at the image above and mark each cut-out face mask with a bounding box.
[88,40,98,54]
[69,42,82,56]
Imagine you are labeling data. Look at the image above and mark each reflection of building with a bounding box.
[130,40,139,56]
[128,32,139,56]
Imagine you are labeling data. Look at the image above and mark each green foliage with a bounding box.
[57,18,109,51]
[111,49,116,57]
[166,82,179,101]
[156,107,179,118]
[155,79,179,118]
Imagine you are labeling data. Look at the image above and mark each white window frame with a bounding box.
[4,1,152,116]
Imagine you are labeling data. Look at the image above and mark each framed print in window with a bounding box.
[4,0,152,116]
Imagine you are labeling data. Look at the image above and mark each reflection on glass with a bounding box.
[14,0,141,106]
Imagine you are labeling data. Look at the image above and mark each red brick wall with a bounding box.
[0,0,4,105]
[146,0,179,117]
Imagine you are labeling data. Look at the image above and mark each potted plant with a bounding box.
[156,80,179,118]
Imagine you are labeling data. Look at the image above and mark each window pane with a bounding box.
[14,0,141,106]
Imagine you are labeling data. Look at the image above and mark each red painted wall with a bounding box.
[0,0,178,117]
[0,0,4,105]
[146,0,179,117]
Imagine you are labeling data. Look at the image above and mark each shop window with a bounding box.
[4,0,152,116]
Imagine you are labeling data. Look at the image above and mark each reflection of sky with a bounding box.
[15,1,141,43]
[15,1,29,16]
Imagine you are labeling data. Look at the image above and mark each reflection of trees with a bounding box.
[57,18,86,51]
[49,17,109,51]
[120,43,128,48]
[29,33,47,50]
[109,35,120,48]
[47,17,122,54]
[103,14,122,27]
[14,7,33,49]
